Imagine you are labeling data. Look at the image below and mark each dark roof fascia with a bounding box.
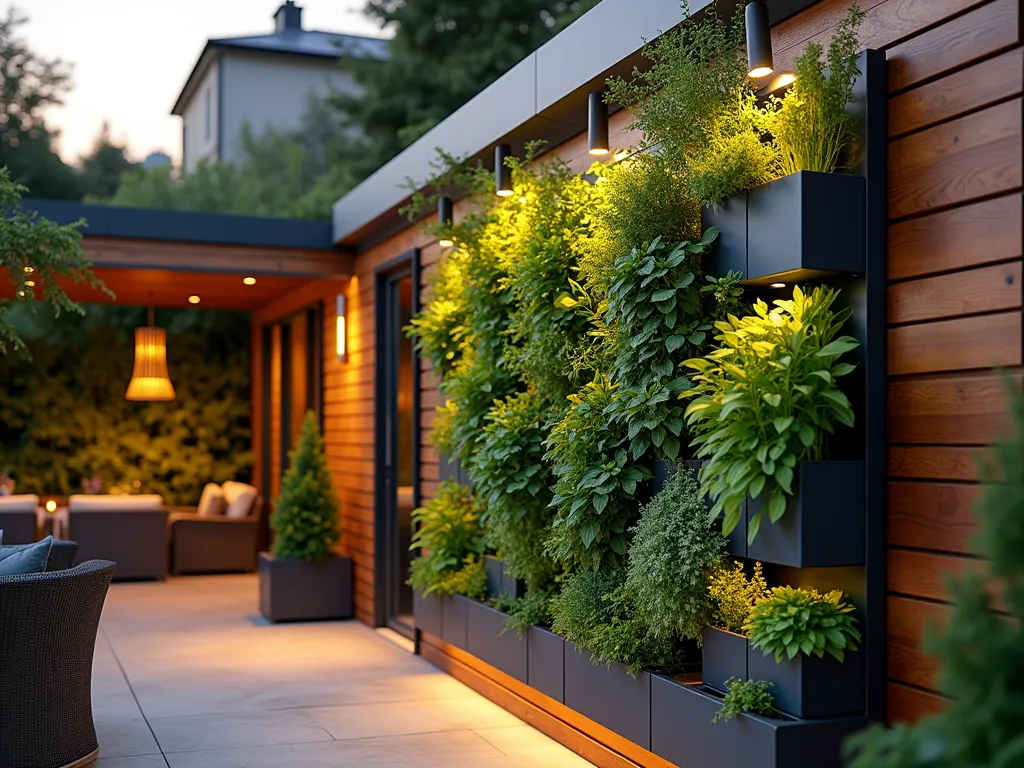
[20,199,345,252]
[330,0,821,248]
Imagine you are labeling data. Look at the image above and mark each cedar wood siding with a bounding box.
[250,0,1022,722]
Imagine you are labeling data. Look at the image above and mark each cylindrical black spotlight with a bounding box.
[588,92,609,156]
[437,196,454,247]
[495,143,513,197]
[745,1,774,78]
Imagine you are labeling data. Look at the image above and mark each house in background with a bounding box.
[171,0,388,172]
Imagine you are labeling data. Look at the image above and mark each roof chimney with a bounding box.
[274,1,302,33]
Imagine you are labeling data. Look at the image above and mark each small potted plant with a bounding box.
[744,586,863,717]
[259,410,352,623]
[702,561,767,693]
[683,285,863,566]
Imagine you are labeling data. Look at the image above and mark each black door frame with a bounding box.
[373,249,421,632]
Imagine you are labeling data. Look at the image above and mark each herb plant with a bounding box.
[844,383,1024,768]
[708,560,769,634]
[494,586,555,636]
[683,285,859,542]
[408,480,488,598]
[713,678,776,723]
[471,391,558,590]
[768,3,865,175]
[621,465,725,641]
[745,587,861,662]
[546,376,651,570]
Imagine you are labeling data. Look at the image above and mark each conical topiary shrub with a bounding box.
[271,410,340,561]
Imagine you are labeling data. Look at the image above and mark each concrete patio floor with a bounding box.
[93,574,593,767]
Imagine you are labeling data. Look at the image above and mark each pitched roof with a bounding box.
[171,30,388,116]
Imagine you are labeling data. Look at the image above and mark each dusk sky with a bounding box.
[19,0,390,164]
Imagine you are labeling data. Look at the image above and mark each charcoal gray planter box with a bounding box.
[564,644,651,750]
[484,555,504,598]
[528,626,565,703]
[465,599,528,683]
[745,171,865,285]
[702,627,748,694]
[748,645,866,719]
[258,552,352,623]
[651,675,864,768]
[702,192,748,280]
[685,459,747,557]
[414,591,443,638]
[747,461,865,568]
[441,594,469,649]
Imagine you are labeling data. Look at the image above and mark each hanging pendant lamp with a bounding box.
[125,306,175,401]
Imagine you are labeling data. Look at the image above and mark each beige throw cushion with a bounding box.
[222,482,257,519]
[197,483,226,517]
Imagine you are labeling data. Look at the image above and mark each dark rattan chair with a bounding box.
[0,559,116,768]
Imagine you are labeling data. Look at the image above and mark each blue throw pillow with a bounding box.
[0,536,53,576]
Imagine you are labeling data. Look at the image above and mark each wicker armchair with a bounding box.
[0,559,116,768]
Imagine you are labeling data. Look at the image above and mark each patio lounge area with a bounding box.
[92,574,590,767]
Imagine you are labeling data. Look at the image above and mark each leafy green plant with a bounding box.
[601,232,718,462]
[494,586,555,636]
[407,245,471,381]
[551,567,683,677]
[271,411,340,562]
[708,560,769,634]
[471,391,558,590]
[408,480,487,597]
[682,285,859,542]
[621,465,725,641]
[844,382,1024,768]
[546,376,651,570]
[745,586,861,662]
[713,678,776,723]
[768,3,865,175]
[606,3,779,205]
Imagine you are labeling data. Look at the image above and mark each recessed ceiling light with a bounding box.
[243,276,256,285]
[188,295,201,304]
[23,266,34,274]
[24,280,35,287]
[770,282,786,289]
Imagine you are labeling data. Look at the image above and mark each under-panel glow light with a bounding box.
[243,276,257,285]
[188,295,200,304]
[588,92,610,156]
[770,282,786,289]
[336,294,347,362]
[775,73,796,87]
[746,2,774,78]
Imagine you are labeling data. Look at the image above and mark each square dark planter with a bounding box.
[484,555,504,598]
[702,191,748,280]
[685,459,747,557]
[440,594,469,649]
[258,552,352,623]
[564,644,651,750]
[651,675,864,768]
[745,171,865,286]
[465,599,528,683]
[747,645,866,719]
[414,591,443,638]
[528,626,565,703]
[702,627,748,694]
[747,461,865,568]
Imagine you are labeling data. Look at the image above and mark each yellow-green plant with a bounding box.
[408,480,487,597]
[708,560,769,633]
[682,286,859,543]
[745,586,861,662]
[768,3,865,175]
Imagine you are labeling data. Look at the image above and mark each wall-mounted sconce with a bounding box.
[495,144,513,197]
[437,196,454,247]
[588,92,610,156]
[746,1,774,78]
[336,294,347,361]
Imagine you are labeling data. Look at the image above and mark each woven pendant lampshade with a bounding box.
[126,308,175,401]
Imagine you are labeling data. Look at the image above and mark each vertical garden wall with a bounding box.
[404,4,892,766]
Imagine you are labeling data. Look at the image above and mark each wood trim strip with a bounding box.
[420,634,674,768]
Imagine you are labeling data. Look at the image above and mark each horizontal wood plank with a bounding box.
[888,311,1022,375]
[887,596,948,691]
[888,99,1022,220]
[888,193,1023,280]
[888,445,988,480]
[887,682,948,724]
[888,261,1021,324]
[889,47,1024,137]
[888,481,980,554]
[889,371,1021,444]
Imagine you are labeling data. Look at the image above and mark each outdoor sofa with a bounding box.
[68,495,168,581]
[0,559,116,768]
[169,481,261,575]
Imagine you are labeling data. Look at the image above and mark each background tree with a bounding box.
[79,121,136,200]
[0,6,81,199]
[332,0,600,182]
